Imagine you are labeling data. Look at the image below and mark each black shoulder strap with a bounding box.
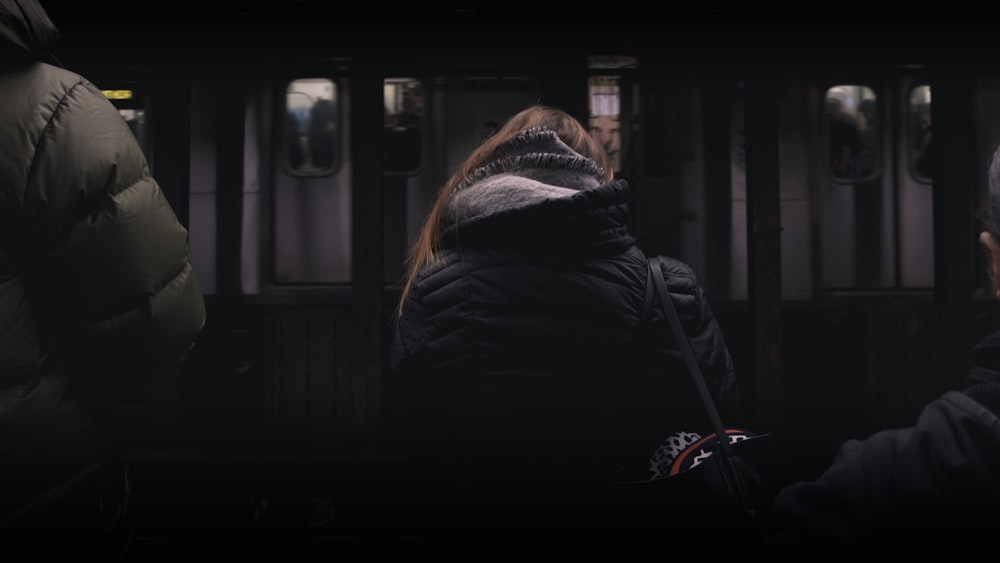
[646,257,730,453]
[640,257,658,325]
[646,256,756,514]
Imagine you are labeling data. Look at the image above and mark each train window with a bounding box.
[102,87,148,158]
[118,108,147,153]
[589,75,622,172]
[825,85,879,183]
[285,78,340,176]
[384,78,424,174]
[587,56,636,175]
[909,84,932,182]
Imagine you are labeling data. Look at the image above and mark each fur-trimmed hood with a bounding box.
[445,126,608,225]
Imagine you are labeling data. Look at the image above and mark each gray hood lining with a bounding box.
[447,127,608,224]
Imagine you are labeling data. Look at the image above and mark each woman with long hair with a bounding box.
[388,103,744,536]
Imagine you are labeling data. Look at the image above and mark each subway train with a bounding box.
[32,3,1000,547]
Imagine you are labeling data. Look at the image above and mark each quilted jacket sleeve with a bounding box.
[25,70,204,385]
[654,255,744,426]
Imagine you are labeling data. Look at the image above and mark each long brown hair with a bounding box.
[395,104,615,318]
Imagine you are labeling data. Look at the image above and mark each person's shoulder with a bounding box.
[900,387,1000,450]
[10,61,96,103]
[649,254,699,282]
[28,60,85,83]
[953,383,1000,419]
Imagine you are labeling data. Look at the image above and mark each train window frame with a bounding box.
[587,56,637,176]
[101,83,149,158]
[384,77,425,177]
[588,75,623,174]
[908,83,932,184]
[824,83,880,185]
[283,77,342,178]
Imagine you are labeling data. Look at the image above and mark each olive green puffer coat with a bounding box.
[0,0,205,532]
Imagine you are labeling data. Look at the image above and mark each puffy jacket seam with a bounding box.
[24,78,87,205]
[458,247,478,365]
[33,78,86,161]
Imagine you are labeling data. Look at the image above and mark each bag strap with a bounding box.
[645,256,756,515]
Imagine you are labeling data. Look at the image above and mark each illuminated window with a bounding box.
[117,108,146,151]
[589,76,622,172]
[825,84,879,183]
[909,84,932,182]
[383,78,424,174]
[102,87,147,157]
[285,78,339,176]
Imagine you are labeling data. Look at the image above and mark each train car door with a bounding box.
[768,72,939,444]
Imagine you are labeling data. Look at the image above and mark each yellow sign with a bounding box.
[102,90,133,100]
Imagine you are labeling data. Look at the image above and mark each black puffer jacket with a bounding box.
[765,329,1000,553]
[0,0,204,533]
[389,127,742,484]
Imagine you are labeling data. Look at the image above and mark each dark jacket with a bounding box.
[766,329,1000,552]
[389,127,742,488]
[0,0,204,540]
